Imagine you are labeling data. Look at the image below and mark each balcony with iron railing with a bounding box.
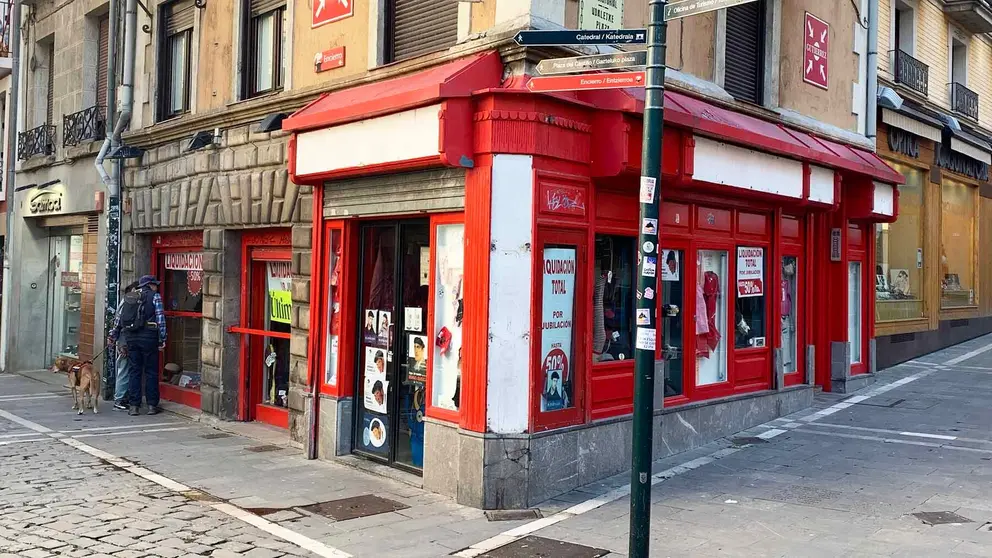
[893,50,929,98]
[17,124,56,160]
[951,82,980,121]
[0,1,11,78]
[63,106,106,148]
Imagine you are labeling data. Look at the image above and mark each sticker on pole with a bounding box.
[635,328,656,351]
[635,309,651,326]
[639,176,656,203]
[736,247,764,298]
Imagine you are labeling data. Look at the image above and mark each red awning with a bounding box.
[282,51,504,133]
[580,87,903,185]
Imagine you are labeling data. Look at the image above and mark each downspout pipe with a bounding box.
[866,0,879,144]
[95,0,136,192]
[0,0,22,373]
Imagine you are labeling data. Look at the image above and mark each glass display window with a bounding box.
[781,256,799,374]
[431,223,464,413]
[161,253,204,392]
[592,235,635,364]
[324,229,343,387]
[940,179,977,309]
[876,162,925,321]
[263,261,292,409]
[734,247,766,349]
[660,248,685,397]
[696,249,728,386]
[849,262,862,364]
[48,233,84,362]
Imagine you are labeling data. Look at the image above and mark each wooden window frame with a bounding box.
[157,18,192,121]
[242,3,286,99]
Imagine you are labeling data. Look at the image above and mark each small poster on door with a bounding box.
[362,309,379,346]
[407,335,429,384]
[362,415,389,453]
[642,256,657,278]
[661,249,680,282]
[404,307,423,332]
[377,311,392,347]
[364,347,388,413]
[420,247,431,286]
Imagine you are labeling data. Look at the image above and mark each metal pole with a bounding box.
[0,0,22,374]
[629,1,666,556]
[101,0,119,400]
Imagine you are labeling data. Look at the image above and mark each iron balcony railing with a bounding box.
[63,105,106,147]
[951,82,979,121]
[17,124,56,160]
[893,49,929,98]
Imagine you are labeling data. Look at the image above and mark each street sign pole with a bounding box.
[630,0,666,557]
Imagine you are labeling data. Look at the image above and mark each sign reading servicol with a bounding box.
[803,12,829,89]
[25,182,67,216]
[736,247,764,298]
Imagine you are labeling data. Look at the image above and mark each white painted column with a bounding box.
[495,0,565,28]
[486,154,534,435]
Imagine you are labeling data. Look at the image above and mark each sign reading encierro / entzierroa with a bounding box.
[664,0,759,21]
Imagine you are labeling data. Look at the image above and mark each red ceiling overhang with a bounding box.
[282,51,504,133]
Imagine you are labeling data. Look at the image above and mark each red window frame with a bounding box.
[425,212,465,424]
[848,223,869,376]
[532,226,588,432]
[152,231,204,410]
[316,221,350,398]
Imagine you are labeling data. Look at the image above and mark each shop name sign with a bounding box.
[164,253,203,271]
[26,183,68,216]
[664,0,759,21]
[736,247,764,298]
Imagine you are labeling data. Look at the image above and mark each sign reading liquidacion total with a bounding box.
[736,247,764,298]
[541,249,576,413]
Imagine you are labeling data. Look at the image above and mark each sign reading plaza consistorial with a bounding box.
[664,0,759,21]
[24,182,67,216]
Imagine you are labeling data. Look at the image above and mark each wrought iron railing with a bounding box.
[893,49,929,97]
[63,105,106,147]
[951,82,979,121]
[0,2,10,58]
[17,124,56,160]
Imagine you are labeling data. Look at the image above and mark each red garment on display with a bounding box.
[695,271,722,357]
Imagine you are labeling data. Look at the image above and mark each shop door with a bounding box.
[244,249,293,428]
[46,231,84,364]
[780,252,805,385]
[353,221,430,473]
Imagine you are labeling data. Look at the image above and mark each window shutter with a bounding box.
[250,0,283,17]
[389,0,458,63]
[46,48,55,126]
[97,16,109,108]
[724,1,763,104]
[164,0,195,35]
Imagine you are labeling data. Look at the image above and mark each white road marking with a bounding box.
[0,393,63,401]
[59,422,179,433]
[797,429,992,455]
[757,429,787,440]
[0,407,352,558]
[0,431,51,439]
[71,426,194,439]
[800,422,992,445]
[0,437,50,446]
[946,341,992,365]
[899,431,958,441]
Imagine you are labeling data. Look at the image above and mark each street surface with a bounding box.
[1,335,991,557]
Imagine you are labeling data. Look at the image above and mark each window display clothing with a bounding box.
[696,271,722,358]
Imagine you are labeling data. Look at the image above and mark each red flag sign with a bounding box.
[312,0,353,28]
[803,12,829,89]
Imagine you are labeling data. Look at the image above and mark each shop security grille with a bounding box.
[323,168,466,218]
[63,106,106,147]
[17,124,56,160]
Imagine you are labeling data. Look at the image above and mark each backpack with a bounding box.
[119,289,153,333]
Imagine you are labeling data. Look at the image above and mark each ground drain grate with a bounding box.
[244,444,284,453]
[730,436,769,447]
[854,397,905,408]
[472,535,610,557]
[485,509,543,522]
[199,433,232,439]
[299,495,409,521]
[913,511,974,526]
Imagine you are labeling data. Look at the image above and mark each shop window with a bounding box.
[324,230,342,386]
[696,250,728,386]
[660,248,685,397]
[161,259,204,391]
[781,256,798,372]
[48,234,84,361]
[849,262,862,364]
[734,247,766,349]
[592,235,635,363]
[941,179,977,308]
[876,162,925,321]
[541,246,577,412]
[264,261,292,408]
[431,223,464,412]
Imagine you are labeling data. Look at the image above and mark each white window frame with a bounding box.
[890,0,917,57]
[948,25,969,87]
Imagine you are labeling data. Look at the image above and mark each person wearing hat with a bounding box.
[111,281,140,411]
[109,274,168,416]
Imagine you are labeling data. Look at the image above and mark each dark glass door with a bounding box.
[354,221,429,473]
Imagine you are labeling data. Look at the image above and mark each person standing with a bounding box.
[112,281,140,411]
[109,275,167,416]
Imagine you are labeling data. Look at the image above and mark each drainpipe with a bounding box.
[866,0,879,144]
[95,0,135,396]
[0,0,23,374]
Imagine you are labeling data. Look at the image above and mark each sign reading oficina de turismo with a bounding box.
[541,249,576,412]
[664,0,759,21]
[312,0,352,28]
[736,247,764,298]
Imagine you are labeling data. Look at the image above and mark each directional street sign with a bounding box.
[664,0,759,21]
[514,28,647,46]
[526,71,645,93]
[537,51,648,76]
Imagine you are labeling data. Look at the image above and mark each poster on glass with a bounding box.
[541,248,576,412]
[363,347,389,414]
[407,334,428,384]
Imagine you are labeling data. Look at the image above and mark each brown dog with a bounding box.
[52,357,99,415]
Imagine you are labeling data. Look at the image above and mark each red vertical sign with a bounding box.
[803,12,829,90]
[312,0,353,28]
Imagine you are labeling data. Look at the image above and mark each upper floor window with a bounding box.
[243,0,286,98]
[386,0,457,64]
[46,43,55,126]
[159,0,194,120]
[893,1,915,55]
[724,0,765,104]
[951,34,967,85]
[96,15,110,108]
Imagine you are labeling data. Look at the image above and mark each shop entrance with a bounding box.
[353,220,430,473]
[46,229,85,363]
[243,247,292,428]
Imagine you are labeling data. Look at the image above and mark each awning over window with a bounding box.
[881,106,943,143]
[945,125,992,165]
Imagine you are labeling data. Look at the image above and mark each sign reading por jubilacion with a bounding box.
[541,249,576,413]
[736,247,764,298]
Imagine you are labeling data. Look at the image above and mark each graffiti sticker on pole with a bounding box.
[736,247,764,298]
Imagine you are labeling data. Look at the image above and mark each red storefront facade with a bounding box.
[284,50,902,508]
